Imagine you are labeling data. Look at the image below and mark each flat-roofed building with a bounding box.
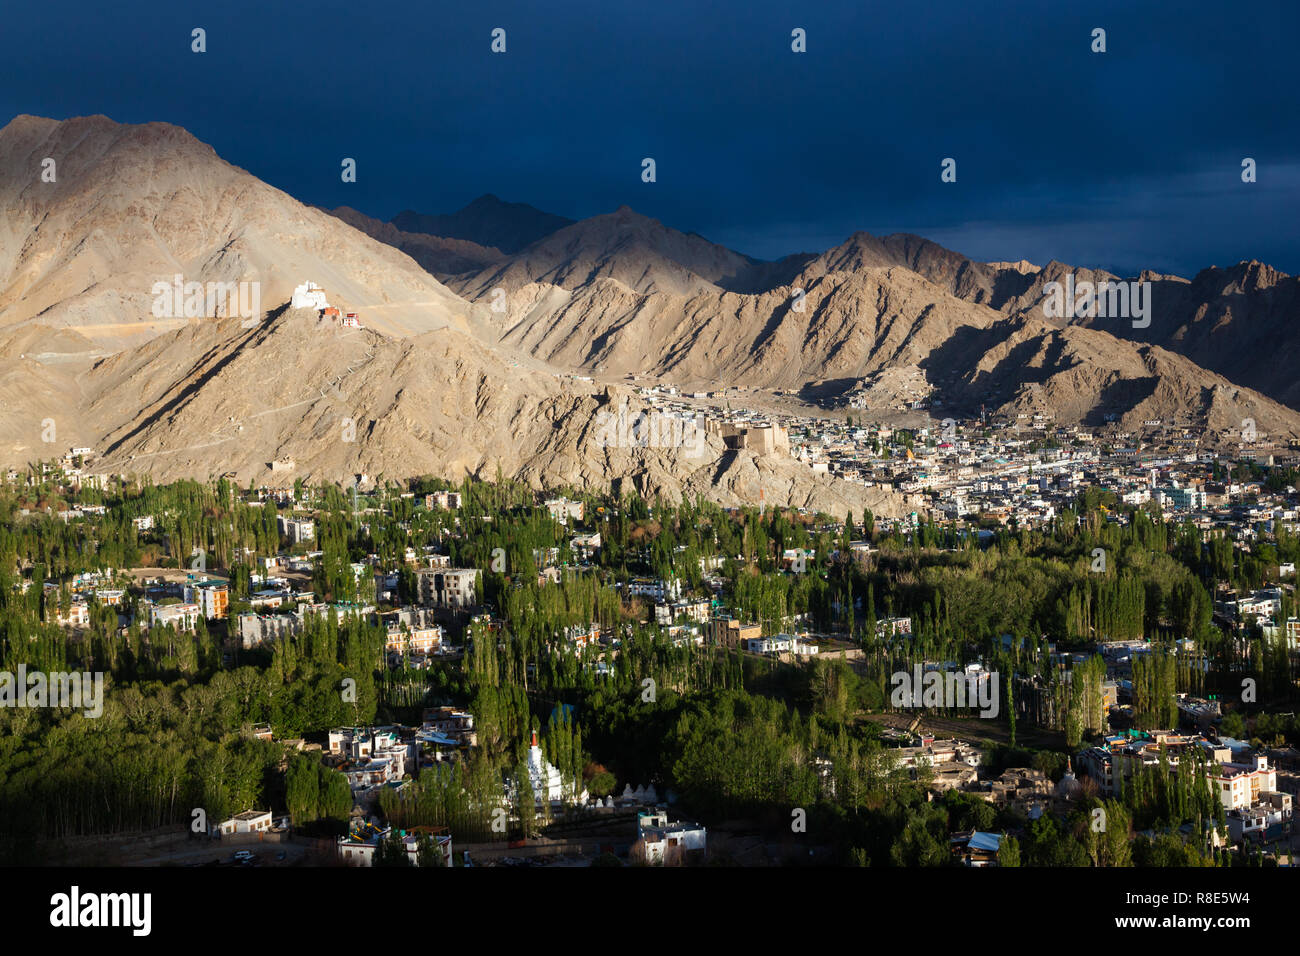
[278,516,315,544]
[338,823,452,867]
[184,579,229,620]
[544,497,584,525]
[236,611,300,649]
[416,568,479,609]
[217,809,273,836]
[150,601,200,633]
[385,623,443,655]
[708,617,762,648]
[424,491,462,510]
[636,810,707,865]
[654,599,711,626]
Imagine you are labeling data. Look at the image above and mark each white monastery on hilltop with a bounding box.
[289,281,362,327]
[291,280,329,311]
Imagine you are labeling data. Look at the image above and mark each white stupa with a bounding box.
[525,730,588,805]
[1056,756,1083,801]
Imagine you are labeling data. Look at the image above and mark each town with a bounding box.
[1,409,1297,868]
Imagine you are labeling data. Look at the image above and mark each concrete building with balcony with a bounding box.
[184,579,229,620]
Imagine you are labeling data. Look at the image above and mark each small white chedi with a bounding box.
[525,730,588,805]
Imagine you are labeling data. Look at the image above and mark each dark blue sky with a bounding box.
[4,0,1298,276]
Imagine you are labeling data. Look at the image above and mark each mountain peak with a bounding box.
[1190,258,1290,294]
[460,193,519,213]
[1225,259,1286,291]
[1,113,60,134]
[605,204,658,229]
[391,194,574,254]
[844,229,880,244]
[0,114,214,167]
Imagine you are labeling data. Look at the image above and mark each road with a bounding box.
[124,840,318,867]
[861,711,1067,750]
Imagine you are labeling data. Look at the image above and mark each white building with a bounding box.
[570,531,602,560]
[1160,485,1207,511]
[184,580,230,620]
[1214,755,1280,811]
[742,634,819,656]
[329,727,410,791]
[237,611,301,649]
[278,516,315,545]
[149,602,200,632]
[544,497,585,525]
[216,809,274,836]
[290,280,329,311]
[1227,792,1292,843]
[636,810,706,864]
[338,823,452,867]
[623,578,682,603]
[385,622,444,656]
[52,601,91,628]
[877,616,913,639]
[654,600,711,626]
[424,491,463,510]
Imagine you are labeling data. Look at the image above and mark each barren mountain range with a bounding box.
[341,195,1300,439]
[1,113,1296,513]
